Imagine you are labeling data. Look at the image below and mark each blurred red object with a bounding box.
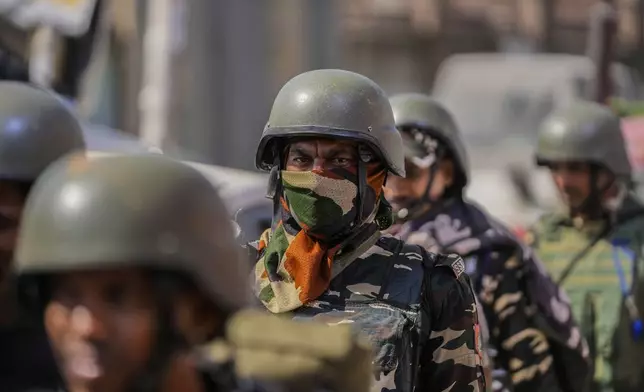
[621,116,644,173]
[513,225,528,241]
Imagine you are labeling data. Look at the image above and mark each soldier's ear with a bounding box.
[441,158,455,187]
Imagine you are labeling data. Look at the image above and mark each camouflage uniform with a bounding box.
[13,153,375,392]
[386,94,589,392]
[0,82,86,392]
[530,101,644,392]
[251,69,485,392]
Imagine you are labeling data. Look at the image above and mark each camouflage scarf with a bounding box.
[254,164,388,313]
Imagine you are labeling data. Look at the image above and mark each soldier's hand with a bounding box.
[226,309,373,392]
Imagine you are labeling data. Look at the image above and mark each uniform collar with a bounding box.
[553,190,644,236]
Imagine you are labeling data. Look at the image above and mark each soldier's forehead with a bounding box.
[50,267,151,284]
[287,138,356,152]
[548,160,591,168]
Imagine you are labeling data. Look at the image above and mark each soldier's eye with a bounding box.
[566,163,586,172]
[332,157,350,166]
[292,156,309,164]
[52,285,81,307]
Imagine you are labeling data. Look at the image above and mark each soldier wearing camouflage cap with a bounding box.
[528,100,644,391]
[248,69,485,392]
[0,81,86,391]
[384,93,590,392]
[13,153,375,392]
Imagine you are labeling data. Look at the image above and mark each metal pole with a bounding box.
[542,0,554,51]
[639,0,644,69]
[586,0,617,104]
[305,0,338,69]
[139,0,173,149]
[28,26,64,88]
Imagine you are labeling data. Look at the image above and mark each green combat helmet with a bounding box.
[389,93,469,185]
[14,154,251,312]
[0,82,86,181]
[536,100,631,178]
[13,154,375,392]
[255,69,405,177]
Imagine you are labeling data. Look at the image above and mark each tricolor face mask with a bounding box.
[281,169,360,240]
[277,139,388,241]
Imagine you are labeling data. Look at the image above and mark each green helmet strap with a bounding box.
[571,165,617,220]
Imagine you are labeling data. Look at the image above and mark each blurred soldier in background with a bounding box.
[383,93,590,392]
[13,153,374,392]
[529,101,644,392]
[0,82,86,391]
[249,69,485,392]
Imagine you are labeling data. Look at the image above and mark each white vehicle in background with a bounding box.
[183,162,271,243]
[83,123,161,154]
[432,53,643,230]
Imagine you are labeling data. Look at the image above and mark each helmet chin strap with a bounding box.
[394,149,446,223]
[568,165,616,222]
[327,144,380,246]
[266,146,284,232]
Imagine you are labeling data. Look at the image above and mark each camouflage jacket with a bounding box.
[389,198,590,392]
[250,232,485,392]
[529,195,644,392]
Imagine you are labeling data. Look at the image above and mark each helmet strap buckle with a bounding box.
[265,154,282,200]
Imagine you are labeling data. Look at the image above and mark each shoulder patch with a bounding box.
[435,253,466,279]
[450,257,466,279]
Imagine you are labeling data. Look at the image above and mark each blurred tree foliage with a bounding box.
[610,97,644,117]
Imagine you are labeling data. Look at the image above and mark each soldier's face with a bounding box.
[284,139,358,172]
[384,157,454,212]
[548,161,613,208]
[44,268,219,392]
[44,269,157,392]
[0,181,27,306]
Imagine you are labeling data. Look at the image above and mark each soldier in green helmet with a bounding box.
[0,81,86,391]
[13,153,374,392]
[528,100,644,392]
[248,69,485,392]
[383,93,590,392]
